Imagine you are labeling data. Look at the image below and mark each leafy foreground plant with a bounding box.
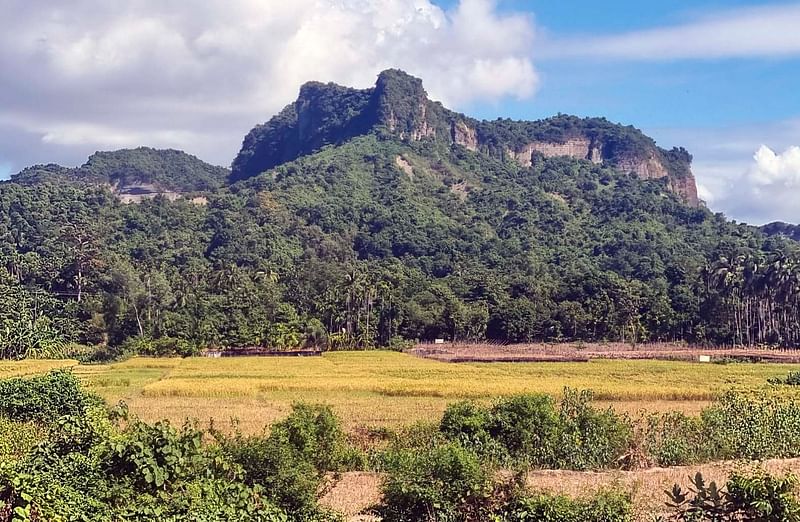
[0,372,346,521]
[663,471,800,521]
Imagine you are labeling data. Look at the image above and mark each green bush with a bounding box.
[702,391,800,460]
[553,389,632,471]
[381,442,491,522]
[439,391,631,470]
[0,369,102,424]
[487,394,560,466]
[768,371,800,386]
[103,417,208,490]
[497,489,633,522]
[642,412,707,467]
[221,403,361,515]
[642,392,800,466]
[0,407,333,521]
[0,417,45,462]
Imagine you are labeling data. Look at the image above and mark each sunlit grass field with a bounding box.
[5,352,799,433]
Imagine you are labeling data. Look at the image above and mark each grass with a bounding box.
[4,351,800,433]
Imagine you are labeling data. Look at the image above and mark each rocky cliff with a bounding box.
[232,69,700,206]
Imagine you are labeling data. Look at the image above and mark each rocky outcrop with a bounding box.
[616,151,668,180]
[508,138,603,167]
[233,69,701,206]
[668,176,700,206]
[451,121,478,151]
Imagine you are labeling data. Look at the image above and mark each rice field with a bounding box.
[5,351,800,433]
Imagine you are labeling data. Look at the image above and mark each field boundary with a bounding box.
[410,342,800,364]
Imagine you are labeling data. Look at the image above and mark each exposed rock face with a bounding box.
[617,151,668,180]
[452,121,478,151]
[668,176,700,205]
[509,138,603,167]
[114,182,181,204]
[395,155,415,179]
[233,69,701,206]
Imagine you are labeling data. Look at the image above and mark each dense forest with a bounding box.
[1,70,799,358]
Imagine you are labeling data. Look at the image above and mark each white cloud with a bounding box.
[713,145,800,225]
[542,4,800,61]
[0,0,538,169]
[648,120,800,224]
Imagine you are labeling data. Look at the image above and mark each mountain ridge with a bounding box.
[232,69,700,205]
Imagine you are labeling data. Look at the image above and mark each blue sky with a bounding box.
[447,1,800,128]
[1,0,800,224]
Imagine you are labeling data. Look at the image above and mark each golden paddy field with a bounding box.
[2,351,798,433]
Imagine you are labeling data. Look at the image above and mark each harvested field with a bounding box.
[0,351,791,433]
[411,341,800,364]
[322,459,800,522]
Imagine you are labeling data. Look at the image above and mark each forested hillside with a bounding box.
[763,222,800,242]
[1,70,798,357]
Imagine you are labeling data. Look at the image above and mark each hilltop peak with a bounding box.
[231,69,699,205]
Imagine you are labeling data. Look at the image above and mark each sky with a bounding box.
[1,1,799,225]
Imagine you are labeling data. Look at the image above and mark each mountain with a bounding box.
[232,69,699,206]
[762,222,800,242]
[13,147,228,202]
[0,69,797,356]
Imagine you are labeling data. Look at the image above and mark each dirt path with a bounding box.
[321,458,800,521]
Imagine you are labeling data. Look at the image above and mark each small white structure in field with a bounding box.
[698,355,711,363]
[434,339,445,344]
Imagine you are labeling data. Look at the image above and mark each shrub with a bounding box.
[122,479,291,521]
[642,411,707,467]
[0,370,102,424]
[0,418,45,462]
[381,442,491,522]
[103,417,208,490]
[439,391,631,470]
[222,403,361,515]
[553,389,632,471]
[487,394,560,466]
[768,371,800,386]
[497,489,633,522]
[701,391,800,460]
[440,401,506,463]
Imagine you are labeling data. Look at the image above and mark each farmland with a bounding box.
[5,351,798,433]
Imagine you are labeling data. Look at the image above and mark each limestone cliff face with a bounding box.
[616,151,668,180]
[507,138,604,168]
[451,120,478,151]
[440,121,700,207]
[668,175,700,205]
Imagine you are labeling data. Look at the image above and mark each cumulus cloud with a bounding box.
[542,4,800,61]
[0,0,538,170]
[649,120,800,224]
[715,145,800,225]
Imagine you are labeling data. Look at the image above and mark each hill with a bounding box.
[0,69,798,356]
[12,147,228,202]
[232,69,699,205]
[762,221,800,242]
